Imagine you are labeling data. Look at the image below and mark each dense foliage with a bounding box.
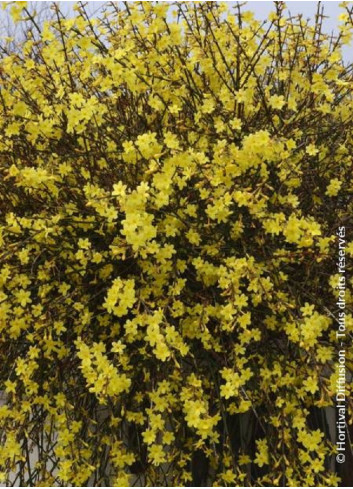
[0,1,352,486]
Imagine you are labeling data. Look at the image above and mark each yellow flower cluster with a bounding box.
[0,1,352,486]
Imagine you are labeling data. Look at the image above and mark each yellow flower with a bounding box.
[303,376,318,394]
[269,94,286,110]
[306,144,319,156]
[325,178,342,197]
[142,429,156,445]
[148,445,166,465]
[254,439,269,467]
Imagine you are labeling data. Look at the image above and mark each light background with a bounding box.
[0,2,351,59]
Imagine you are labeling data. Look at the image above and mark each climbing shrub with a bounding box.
[0,1,352,486]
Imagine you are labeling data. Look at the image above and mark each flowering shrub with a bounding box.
[0,1,352,486]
